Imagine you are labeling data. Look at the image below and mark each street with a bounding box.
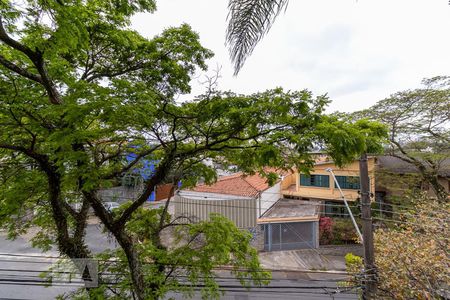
[0,226,358,300]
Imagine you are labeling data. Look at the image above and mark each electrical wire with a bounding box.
[0,267,350,283]
[372,217,447,229]
[370,208,449,221]
[158,199,357,213]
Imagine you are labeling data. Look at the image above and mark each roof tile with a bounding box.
[191,171,283,198]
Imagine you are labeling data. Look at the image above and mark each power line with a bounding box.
[0,268,349,283]
[370,208,449,221]
[0,275,355,291]
[0,253,352,275]
[0,272,360,291]
[375,201,449,213]
[166,198,358,212]
[372,217,447,229]
[0,281,359,298]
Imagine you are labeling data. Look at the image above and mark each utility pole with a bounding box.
[326,168,363,242]
[359,153,377,298]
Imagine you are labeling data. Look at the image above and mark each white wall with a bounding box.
[258,182,281,217]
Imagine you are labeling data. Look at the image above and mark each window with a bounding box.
[335,176,360,190]
[300,174,330,188]
[324,201,349,218]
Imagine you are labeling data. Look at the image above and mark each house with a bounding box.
[175,171,322,251]
[174,155,449,252]
[280,157,376,216]
[98,183,175,204]
[375,155,450,202]
[280,155,449,213]
[174,172,282,228]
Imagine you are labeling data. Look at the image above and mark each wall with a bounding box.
[97,186,140,203]
[174,192,257,228]
[155,183,175,201]
[258,182,281,217]
[280,173,294,190]
[98,184,174,203]
[376,170,450,202]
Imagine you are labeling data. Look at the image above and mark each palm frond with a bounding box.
[226,0,289,75]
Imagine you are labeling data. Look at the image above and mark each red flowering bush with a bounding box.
[319,216,333,245]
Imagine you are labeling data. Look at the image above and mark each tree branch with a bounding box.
[0,17,36,58]
[157,183,177,232]
[102,145,161,180]
[0,16,62,104]
[0,54,44,84]
[114,156,173,229]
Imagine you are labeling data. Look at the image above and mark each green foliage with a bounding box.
[344,194,450,299]
[0,0,386,298]
[76,211,271,300]
[374,194,450,299]
[344,253,362,271]
[226,0,289,74]
[316,116,387,167]
[354,76,450,201]
[330,218,361,245]
[341,253,363,289]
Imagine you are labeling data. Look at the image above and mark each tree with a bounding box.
[345,193,449,299]
[374,196,449,299]
[355,76,450,202]
[0,1,386,299]
[78,211,271,300]
[226,0,288,74]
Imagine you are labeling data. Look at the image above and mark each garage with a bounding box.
[258,199,319,251]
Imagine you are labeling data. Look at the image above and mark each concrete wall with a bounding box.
[97,186,140,203]
[98,184,174,204]
[174,192,257,228]
[258,182,281,217]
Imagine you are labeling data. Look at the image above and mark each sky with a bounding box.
[132,0,450,112]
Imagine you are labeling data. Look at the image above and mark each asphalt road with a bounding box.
[0,226,358,300]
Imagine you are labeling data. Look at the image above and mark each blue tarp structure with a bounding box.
[124,149,181,202]
[125,152,157,201]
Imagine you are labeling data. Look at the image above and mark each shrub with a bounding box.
[341,253,363,288]
[331,218,360,244]
[319,216,333,245]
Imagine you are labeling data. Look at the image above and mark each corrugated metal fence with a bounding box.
[174,195,257,228]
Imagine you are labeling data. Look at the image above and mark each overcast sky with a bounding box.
[132,0,450,112]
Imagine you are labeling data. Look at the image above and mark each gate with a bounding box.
[262,221,318,251]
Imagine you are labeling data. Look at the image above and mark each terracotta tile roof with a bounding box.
[191,170,286,198]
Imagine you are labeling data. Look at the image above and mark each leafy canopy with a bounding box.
[344,194,449,299]
[354,76,450,201]
[0,0,387,298]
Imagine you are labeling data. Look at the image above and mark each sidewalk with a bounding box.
[258,245,363,272]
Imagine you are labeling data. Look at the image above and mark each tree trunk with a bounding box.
[427,175,448,203]
[116,230,147,300]
[82,191,148,299]
[46,171,96,295]
[415,164,448,202]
